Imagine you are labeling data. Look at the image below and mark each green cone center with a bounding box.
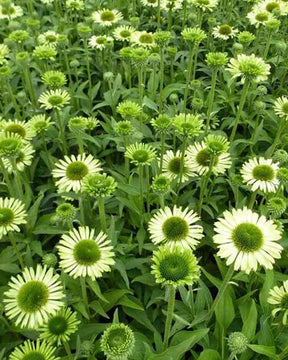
[17,280,49,312]
[66,161,89,180]
[232,223,263,252]
[73,239,101,265]
[162,216,189,241]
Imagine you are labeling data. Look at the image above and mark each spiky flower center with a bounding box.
[33,120,47,131]
[252,164,274,181]
[0,138,21,154]
[17,281,49,312]
[255,12,269,21]
[48,315,68,335]
[281,102,288,114]
[45,34,57,42]
[266,2,279,12]
[22,353,45,360]
[97,36,106,44]
[219,24,232,35]
[232,223,263,252]
[132,149,149,163]
[120,30,131,38]
[139,34,153,44]
[57,203,74,215]
[48,95,64,106]
[159,254,189,281]
[100,10,115,22]
[5,124,26,138]
[66,161,89,180]
[107,328,127,347]
[198,0,210,4]
[73,239,101,265]
[162,216,189,241]
[280,293,288,309]
[0,208,14,226]
[196,148,219,167]
[168,157,182,174]
[207,140,225,154]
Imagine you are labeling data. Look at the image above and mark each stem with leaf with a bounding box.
[163,285,176,350]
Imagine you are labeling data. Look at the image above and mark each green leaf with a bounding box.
[215,289,235,330]
[198,350,221,360]
[248,345,279,359]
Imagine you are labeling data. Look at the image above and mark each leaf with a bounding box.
[259,270,274,313]
[198,350,221,360]
[26,192,44,234]
[86,278,109,303]
[248,345,279,360]
[215,289,235,330]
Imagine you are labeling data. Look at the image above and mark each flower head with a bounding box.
[162,150,195,182]
[151,245,200,287]
[188,0,218,11]
[39,307,80,345]
[1,119,35,141]
[4,265,65,328]
[113,25,135,42]
[227,332,248,355]
[89,35,114,50]
[100,323,135,360]
[274,96,288,119]
[117,100,142,120]
[0,133,23,157]
[41,70,67,88]
[56,203,77,224]
[92,8,123,26]
[125,143,156,166]
[58,226,115,279]
[131,31,155,48]
[268,280,288,324]
[2,142,35,173]
[267,197,287,218]
[52,154,102,193]
[33,45,57,61]
[213,24,238,40]
[148,205,203,249]
[181,27,207,44]
[173,113,204,137]
[213,207,283,273]
[0,197,27,239]
[9,340,60,360]
[39,89,71,110]
[151,175,171,194]
[240,157,279,193]
[29,114,53,133]
[82,173,117,198]
[227,54,270,83]
[206,52,228,68]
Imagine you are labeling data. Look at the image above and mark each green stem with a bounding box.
[208,265,234,321]
[159,47,165,113]
[0,158,14,196]
[183,46,195,113]
[11,159,24,200]
[159,132,165,173]
[157,0,161,30]
[139,166,144,212]
[78,192,85,225]
[98,197,107,233]
[40,132,53,171]
[138,66,144,131]
[80,276,90,317]
[64,342,73,360]
[230,79,250,142]
[83,39,92,95]
[163,285,176,350]
[248,191,257,209]
[7,83,21,118]
[263,30,272,59]
[177,136,187,191]
[268,117,285,156]
[198,156,215,216]
[76,133,84,155]
[9,233,24,270]
[55,109,68,155]
[146,166,150,213]
[205,70,218,135]
[24,67,37,108]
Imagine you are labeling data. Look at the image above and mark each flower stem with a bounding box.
[159,132,165,173]
[159,47,165,113]
[268,117,285,157]
[64,342,73,360]
[183,46,195,113]
[230,79,250,142]
[98,197,107,233]
[248,191,257,209]
[163,285,176,350]
[263,30,272,59]
[83,38,92,96]
[208,265,234,321]
[55,109,68,155]
[157,0,161,30]
[205,70,218,135]
[0,158,14,196]
[198,155,215,216]
[80,276,90,317]
[9,233,24,270]
[139,165,144,212]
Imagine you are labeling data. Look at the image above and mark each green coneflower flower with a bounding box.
[29,114,53,133]
[0,133,23,157]
[7,30,29,44]
[151,175,171,194]
[237,31,255,45]
[273,149,288,166]
[52,154,102,193]
[100,323,135,360]
[277,168,288,184]
[227,332,248,356]
[131,31,155,48]
[0,4,23,19]
[268,280,288,324]
[181,27,207,44]
[173,113,204,137]
[58,226,115,279]
[66,0,85,9]
[151,245,200,287]
[130,47,150,66]
[268,197,287,218]
[33,45,57,61]
[4,265,65,328]
[39,307,80,345]
[151,114,171,132]
[92,8,123,27]
[115,120,133,135]
[206,52,228,68]
[162,150,195,182]
[148,205,203,249]
[189,0,218,11]
[38,31,59,47]
[81,340,95,355]
[41,70,67,88]
[0,64,11,79]
[89,35,114,50]
[1,119,35,141]
[82,173,117,198]
[68,116,88,133]
[42,253,58,268]
[154,31,172,47]
[213,24,238,40]
[213,207,282,274]
[141,0,158,7]
[274,96,288,119]
[0,197,27,239]
[116,100,142,120]
[3,143,35,173]
[9,340,60,360]
[15,51,30,65]
[240,157,279,193]
[39,89,71,110]
[125,143,156,166]
[56,203,77,224]
[227,54,270,83]
[205,134,230,155]
[0,43,9,64]
[113,25,136,42]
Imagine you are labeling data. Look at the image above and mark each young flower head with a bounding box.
[42,253,58,268]
[227,54,270,83]
[2,142,35,173]
[56,202,77,224]
[115,121,133,136]
[113,25,136,42]
[151,175,171,194]
[268,280,288,324]
[205,134,230,155]
[38,31,59,47]
[68,116,88,133]
[82,173,117,198]
[238,31,255,45]
[162,150,195,182]
[33,45,57,61]
[188,0,218,11]
[227,332,248,356]
[4,265,65,328]
[9,340,60,360]
[89,35,114,50]
[151,114,171,132]
[0,133,23,157]
[273,149,288,166]
[57,226,115,280]
[100,323,135,360]
[274,96,288,119]
[186,141,231,175]
[141,0,159,6]
[240,157,279,193]
[181,27,207,44]
[39,89,71,110]
[257,0,288,15]
[1,119,35,141]
[39,307,80,345]
[52,154,102,193]
[125,143,156,166]
[213,207,283,274]
[131,31,155,48]
[213,24,238,40]
[0,3,23,19]
[151,245,200,287]
[267,197,287,218]
[173,113,204,137]
[247,8,274,27]
[277,168,288,184]
[41,70,67,88]
[0,197,27,239]
[117,100,142,120]
[66,0,85,10]
[92,8,123,27]
[29,114,53,133]
[206,52,228,69]
[148,206,203,249]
